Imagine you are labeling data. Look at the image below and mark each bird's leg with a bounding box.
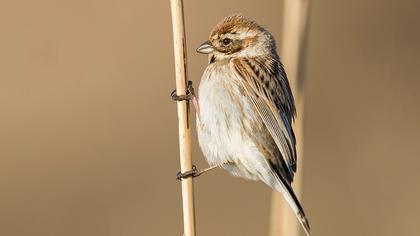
[176,164,219,180]
[171,81,200,120]
[194,165,219,177]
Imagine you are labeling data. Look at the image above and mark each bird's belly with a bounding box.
[196,70,265,180]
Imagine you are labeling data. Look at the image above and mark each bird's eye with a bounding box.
[222,38,231,45]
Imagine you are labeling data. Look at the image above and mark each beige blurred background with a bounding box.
[1,0,419,235]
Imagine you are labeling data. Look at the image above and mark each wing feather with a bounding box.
[231,57,297,180]
[231,57,311,235]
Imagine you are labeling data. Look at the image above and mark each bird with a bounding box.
[191,14,311,235]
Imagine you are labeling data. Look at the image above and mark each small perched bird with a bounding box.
[195,14,311,234]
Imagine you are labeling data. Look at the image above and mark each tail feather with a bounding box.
[271,171,311,235]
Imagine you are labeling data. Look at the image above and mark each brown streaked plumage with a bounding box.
[195,14,311,235]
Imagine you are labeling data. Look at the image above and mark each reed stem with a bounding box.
[169,1,196,235]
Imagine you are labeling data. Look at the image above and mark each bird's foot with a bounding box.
[171,81,200,119]
[176,165,199,180]
[171,80,195,101]
[176,165,219,180]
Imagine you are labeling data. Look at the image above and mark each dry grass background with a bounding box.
[0,0,419,236]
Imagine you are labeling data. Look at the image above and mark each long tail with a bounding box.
[272,171,311,235]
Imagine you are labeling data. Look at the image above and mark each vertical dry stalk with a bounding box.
[169,0,196,236]
[269,0,310,236]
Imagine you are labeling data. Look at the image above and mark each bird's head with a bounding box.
[197,14,275,62]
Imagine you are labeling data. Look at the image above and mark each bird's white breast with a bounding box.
[196,62,268,181]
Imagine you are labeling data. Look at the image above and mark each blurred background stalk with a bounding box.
[269,0,310,236]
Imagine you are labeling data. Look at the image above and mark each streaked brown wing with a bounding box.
[231,57,297,181]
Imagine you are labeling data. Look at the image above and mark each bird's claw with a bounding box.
[171,81,195,101]
[176,165,200,180]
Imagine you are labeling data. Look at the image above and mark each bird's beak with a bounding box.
[196,41,214,54]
